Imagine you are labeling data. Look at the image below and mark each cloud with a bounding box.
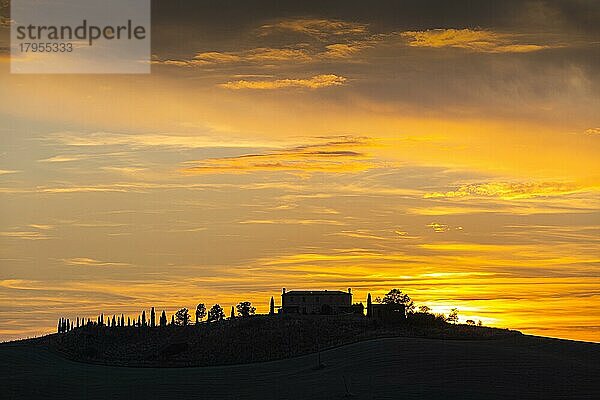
[47,131,278,149]
[258,18,368,39]
[183,136,375,174]
[0,231,51,240]
[0,169,18,175]
[38,155,87,163]
[424,182,591,200]
[400,29,551,53]
[155,47,313,67]
[584,127,600,136]
[426,223,464,233]
[219,74,347,90]
[239,219,344,226]
[62,257,131,267]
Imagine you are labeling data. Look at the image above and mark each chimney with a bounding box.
[282,288,286,294]
[348,288,352,293]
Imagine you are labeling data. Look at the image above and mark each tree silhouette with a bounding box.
[175,308,190,326]
[141,310,147,327]
[121,313,125,327]
[151,307,156,327]
[270,296,275,315]
[236,301,256,318]
[230,306,235,319]
[207,304,225,322]
[380,289,415,313]
[195,303,206,324]
[447,308,459,324]
[367,293,372,318]
[160,310,167,327]
[171,315,175,325]
[418,305,431,314]
[112,315,116,328]
[128,317,131,327]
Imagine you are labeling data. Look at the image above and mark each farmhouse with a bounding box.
[280,288,352,315]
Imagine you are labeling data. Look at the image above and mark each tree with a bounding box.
[366,293,372,318]
[112,315,116,328]
[150,307,156,327]
[128,317,131,327]
[236,301,256,318]
[230,306,235,319]
[447,308,459,324]
[418,305,431,314]
[269,296,275,315]
[466,319,475,325]
[195,303,206,324]
[141,310,147,327]
[477,320,483,326]
[381,289,415,313]
[57,318,62,333]
[160,310,167,327]
[207,304,225,322]
[121,314,125,327]
[175,308,190,326]
[171,315,175,325]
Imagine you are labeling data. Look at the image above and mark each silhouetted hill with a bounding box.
[1,331,598,400]
[36,314,516,367]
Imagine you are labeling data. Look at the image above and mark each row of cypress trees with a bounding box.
[57,307,177,333]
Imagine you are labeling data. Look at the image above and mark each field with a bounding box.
[1,333,598,399]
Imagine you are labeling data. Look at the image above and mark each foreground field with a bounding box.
[1,335,598,399]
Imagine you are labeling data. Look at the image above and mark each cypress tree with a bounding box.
[141,310,146,327]
[70,321,73,331]
[57,318,61,333]
[150,307,156,327]
[270,296,275,315]
[171,315,175,325]
[76,317,79,328]
[137,316,141,327]
[160,310,167,327]
[112,315,116,327]
[230,306,235,319]
[121,314,125,327]
[128,317,131,327]
[367,293,372,318]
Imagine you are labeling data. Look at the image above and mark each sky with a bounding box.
[0,0,599,342]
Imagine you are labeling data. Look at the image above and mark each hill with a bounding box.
[1,333,598,399]
[33,314,517,367]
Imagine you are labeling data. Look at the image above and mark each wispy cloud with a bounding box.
[62,257,131,267]
[219,74,347,90]
[424,182,592,200]
[183,136,374,174]
[0,231,51,240]
[401,29,552,53]
[0,169,18,175]
[258,18,368,39]
[584,127,600,136]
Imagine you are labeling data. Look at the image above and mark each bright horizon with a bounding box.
[1,0,599,342]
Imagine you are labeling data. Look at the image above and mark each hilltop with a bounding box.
[29,314,516,367]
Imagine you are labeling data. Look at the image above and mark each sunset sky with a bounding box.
[0,0,599,342]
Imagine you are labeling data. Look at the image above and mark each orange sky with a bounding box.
[0,1,599,342]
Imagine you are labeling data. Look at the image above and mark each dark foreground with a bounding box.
[1,335,598,400]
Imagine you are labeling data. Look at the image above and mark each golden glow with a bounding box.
[0,9,598,343]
